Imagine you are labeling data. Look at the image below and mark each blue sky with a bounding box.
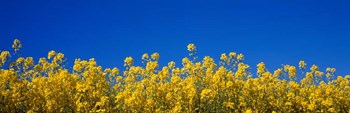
[1,0,350,77]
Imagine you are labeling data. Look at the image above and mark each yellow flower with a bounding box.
[283,64,290,72]
[223,102,234,109]
[331,68,336,73]
[226,81,233,88]
[200,89,212,100]
[151,52,160,61]
[124,57,134,67]
[326,67,336,73]
[321,98,333,107]
[257,62,266,76]
[315,71,324,77]
[308,103,315,111]
[146,99,155,106]
[12,39,22,52]
[48,50,56,59]
[0,51,11,67]
[25,57,34,66]
[245,109,252,113]
[168,61,175,69]
[229,52,236,58]
[273,68,282,77]
[288,66,297,79]
[237,54,244,60]
[187,43,196,52]
[172,105,182,113]
[146,61,158,73]
[159,67,169,80]
[285,102,292,106]
[142,53,149,60]
[299,61,306,69]
[54,53,65,62]
[220,53,228,62]
[326,73,331,78]
[310,65,318,72]
[116,76,123,82]
[111,67,120,75]
[328,108,336,113]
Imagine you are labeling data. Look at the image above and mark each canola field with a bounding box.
[0,39,349,112]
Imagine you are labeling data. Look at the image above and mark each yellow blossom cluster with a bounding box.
[0,40,350,113]
[12,39,22,53]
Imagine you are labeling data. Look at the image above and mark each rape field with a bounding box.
[0,39,349,112]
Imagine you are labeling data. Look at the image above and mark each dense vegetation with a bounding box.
[0,39,349,112]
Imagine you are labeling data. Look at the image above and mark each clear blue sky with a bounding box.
[1,0,350,77]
